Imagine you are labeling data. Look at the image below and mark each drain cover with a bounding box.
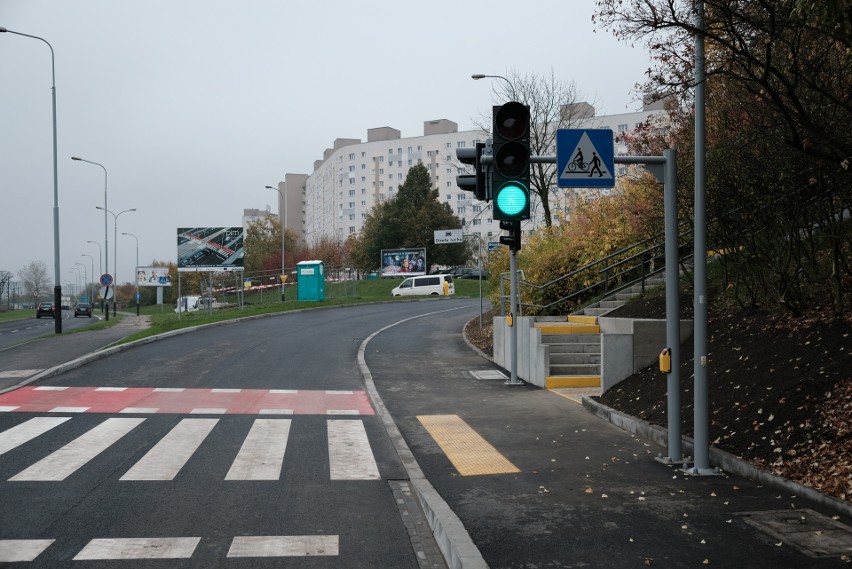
[469,370,507,380]
[738,509,852,558]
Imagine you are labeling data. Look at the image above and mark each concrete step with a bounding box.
[549,363,601,376]
[598,300,626,309]
[541,333,601,344]
[535,323,600,334]
[567,314,598,325]
[550,353,601,366]
[545,375,601,389]
[579,307,612,317]
[548,343,600,354]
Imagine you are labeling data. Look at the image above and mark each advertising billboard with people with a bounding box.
[135,266,172,287]
[381,248,426,277]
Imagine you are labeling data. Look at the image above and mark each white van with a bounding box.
[391,274,455,297]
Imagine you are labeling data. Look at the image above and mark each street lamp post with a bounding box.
[122,232,139,316]
[85,240,103,314]
[75,262,87,304]
[73,157,109,320]
[82,254,95,308]
[2,26,62,333]
[265,185,286,301]
[97,206,136,316]
[471,73,516,99]
[70,267,80,300]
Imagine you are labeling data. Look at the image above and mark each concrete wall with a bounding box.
[493,316,545,387]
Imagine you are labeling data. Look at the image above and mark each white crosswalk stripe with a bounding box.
[225,418,291,480]
[328,419,380,480]
[9,418,145,481]
[120,418,217,481]
[1,416,381,482]
[0,417,70,457]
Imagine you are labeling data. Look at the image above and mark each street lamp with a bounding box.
[96,206,136,316]
[70,267,80,299]
[2,26,62,333]
[73,157,109,321]
[265,185,286,301]
[85,240,103,314]
[122,232,140,316]
[75,262,87,304]
[471,73,516,99]
[82,253,95,308]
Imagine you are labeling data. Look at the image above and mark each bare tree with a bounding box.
[474,69,593,228]
[18,261,50,303]
[594,0,852,168]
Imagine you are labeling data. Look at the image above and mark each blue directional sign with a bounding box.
[487,241,500,251]
[557,129,615,188]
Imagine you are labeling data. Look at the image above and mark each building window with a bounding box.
[472,219,481,226]
[458,207,466,215]
[457,141,466,148]
[349,226,356,234]
[349,153,355,160]
[618,123,628,132]
[349,190,355,196]
[446,142,451,148]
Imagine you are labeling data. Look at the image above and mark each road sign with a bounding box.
[557,129,615,188]
[99,273,114,287]
[434,229,463,244]
[487,241,500,251]
[99,286,114,300]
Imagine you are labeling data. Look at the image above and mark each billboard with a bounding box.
[136,266,172,287]
[177,227,245,272]
[381,248,426,277]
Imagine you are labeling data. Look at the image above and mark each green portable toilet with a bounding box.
[297,260,325,301]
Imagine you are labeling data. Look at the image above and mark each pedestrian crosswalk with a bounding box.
[0,416,381,482]
[0,535,339,562]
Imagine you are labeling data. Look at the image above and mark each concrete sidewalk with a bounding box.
[364,307,852,569]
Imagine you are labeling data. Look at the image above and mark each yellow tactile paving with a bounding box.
[417,414,520,476]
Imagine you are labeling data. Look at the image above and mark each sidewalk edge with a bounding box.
[581,395,852,518]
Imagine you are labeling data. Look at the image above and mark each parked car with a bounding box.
[391,274,455,297]
[74,303,93,318]
[35,302,54,318]
[460,268,490,279]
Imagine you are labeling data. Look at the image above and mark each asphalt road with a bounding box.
[0,310,99,351]
[0,300,473,568]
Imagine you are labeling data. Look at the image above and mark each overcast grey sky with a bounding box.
[1,0,652,289]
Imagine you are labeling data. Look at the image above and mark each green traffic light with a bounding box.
[495,182,529,217]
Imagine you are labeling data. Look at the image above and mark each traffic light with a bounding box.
[499,220,522,252]
[491,101,531,221]
[455,142,486,201]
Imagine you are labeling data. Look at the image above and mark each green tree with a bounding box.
[350,164,467,272]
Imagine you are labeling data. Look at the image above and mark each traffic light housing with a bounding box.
[491,101,530,221]
[499,220,522,252]
[455,142,486,201]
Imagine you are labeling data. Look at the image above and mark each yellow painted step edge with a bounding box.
[567,315,598,325]
[534,324,601,334]
[546,375,601,389]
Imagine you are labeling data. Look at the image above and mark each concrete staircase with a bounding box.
[536,276,665,389]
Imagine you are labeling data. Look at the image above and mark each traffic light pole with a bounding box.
[506,249,523,386]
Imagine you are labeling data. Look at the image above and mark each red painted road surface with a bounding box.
[0,386,375,415]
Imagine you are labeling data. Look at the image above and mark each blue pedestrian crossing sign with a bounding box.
[557,129,615,188]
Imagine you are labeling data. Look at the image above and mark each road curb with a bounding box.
[357,309,490,569]
[581,395,852,518]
